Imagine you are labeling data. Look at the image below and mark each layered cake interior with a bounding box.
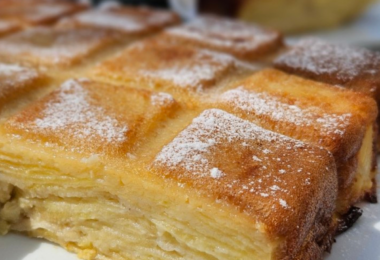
[0,3,379,260]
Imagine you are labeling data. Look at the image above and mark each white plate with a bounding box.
[1,175,380,260]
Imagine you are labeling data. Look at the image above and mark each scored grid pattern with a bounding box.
[0,2,379,260]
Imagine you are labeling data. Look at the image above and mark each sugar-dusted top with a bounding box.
[0,63,40,89]
[0,26,117,67]
[35,79,128,143]
[5,79,178,155]
[95,39,249,92]
[214,69,378,164]
[274,38,380,83]
[152,109,337,253]
[220,87,351,137]
[0,20,20,36]
[0,63,42,107]
[61,6,179,35]
[0,0,87,25]
[164,15,282,59]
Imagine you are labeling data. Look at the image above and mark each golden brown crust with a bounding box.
[5,78,178,156]
[274,38,380,103]
[161,15,284,61]
[0,7,376,260]
[151,108,338,260]
[0,20,21,37]
[0,63,45,112]
[0,26,119,68]
[92,38,254,95]
[0,0,88,27]
[57,6,180,37]
[212,69,378,167]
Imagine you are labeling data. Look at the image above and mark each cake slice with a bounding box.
[0,21,20,37]
[91,38,257,104]
[0,26,119,68]
[0,82,338,260]
[274,38,380,151]
[0,0,88,27]
[274,38,380,103]
[211,69,377,216]
[58,5,180,39]
[0,63,45,115]
[161,15,283,61]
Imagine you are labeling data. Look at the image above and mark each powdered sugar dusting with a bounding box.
[34,79,128,143]
[0,63,39,85]
[0,27,115,66]
[155,109,306,171]
[74,10,146,32]
[25,4,76,22]
[140,49,236,91]
[67,6,177,34]
[210,167,224,179]
[152,109,326,209]
[0,63,40,100]
[220,87,351,136]
[150,92,175,106]
[0,21,13,31]
[0,20,18,34]
[279,199,289,209]
[275,38,380,81]
[166,16,278,51]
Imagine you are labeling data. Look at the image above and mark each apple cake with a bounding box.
[0,7,379,260]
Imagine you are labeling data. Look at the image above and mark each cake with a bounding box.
[0,7,378,260]
[0,0,88,27]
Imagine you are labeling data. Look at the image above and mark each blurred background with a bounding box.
[90,0,380,50]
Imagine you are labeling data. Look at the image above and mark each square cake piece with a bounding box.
[274,38,380,101]
[0,0,88,27]
[0,21,20,37]
[212,69,378,214]
[0,104,337,260]
[0,26,119,68]
[4,78,178,155]
[92,38,255,97]
[162,15,283,61]
[0,63,45,113]
[58,5,180,38]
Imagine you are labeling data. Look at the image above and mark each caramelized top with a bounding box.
[213,69,378,165]
[58,6,180,36]
[0,26,118,67]
[152,109,337,258]
[0,63,43,110]
[0,0,87,26]
[274,38,380,98]
[5,79,178,155]
[163,15,283,60]
[94,39,251,93]
[0,20,20,37]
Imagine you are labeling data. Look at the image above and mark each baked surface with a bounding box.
[0,7,378,260]
[0,21,20,37]
[274,38,380,101]
[210,68,377,213]
[58,5,180,37]
[0,63,45,112]
[0,105,337,260]
[6,78,178,155]
[0,0,87,27]
[162,15,283,61]
[0,27,120,68]
[92,38,257,103]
